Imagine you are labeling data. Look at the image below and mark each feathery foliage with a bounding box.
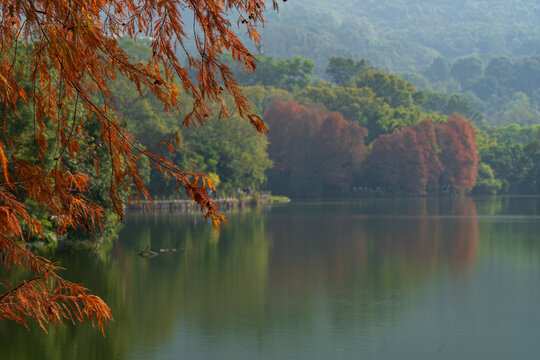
[0,0,279,332]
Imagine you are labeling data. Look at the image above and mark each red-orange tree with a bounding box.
[364,115,478,195]
[0,0,278,333]
[264,100,367,197]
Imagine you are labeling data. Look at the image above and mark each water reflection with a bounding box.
[3,197,540,360]
[271,198,479,284]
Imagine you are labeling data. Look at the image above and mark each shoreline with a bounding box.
[127,195,291,212]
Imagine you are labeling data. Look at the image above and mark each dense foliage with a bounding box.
[248,55,540,198]
[3,0,540,333]
[253,0,540,76]
[0,0,279,332]
[265,100,367,197]
[110,46,273,199]
[223,54,315,93]
[365,117,479,195]
[295,68,425,142]
[265,98,479,197]
[244,0,540,132]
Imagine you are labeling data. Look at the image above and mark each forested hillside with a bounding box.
[121,39,540,198]
[14,39,540,251]
[252,0,540,76]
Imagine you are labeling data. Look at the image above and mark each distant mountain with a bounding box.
[250,0,540,77]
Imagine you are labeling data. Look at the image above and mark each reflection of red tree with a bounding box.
[369,198,479,271]
[268,199,479,296]
[113,240,133,293]
[446,198,479,269]
[268,213,368,296]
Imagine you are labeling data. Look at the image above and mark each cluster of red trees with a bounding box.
[365,116,479,194]
[265,100,367,196]
[265,101,479,196]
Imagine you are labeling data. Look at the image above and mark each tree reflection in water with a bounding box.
[4,197,540,360]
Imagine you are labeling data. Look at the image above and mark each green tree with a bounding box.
[445,94,484,123]
[243,86,294,114]
[485,56,514,87]
[236,55,314,92]
[326,57,367,86]
[451,56,484,87]
[468,76,500,102]
[296,70,425,142]
[424,56,451,83]
[183,112,273,195]
[479,140,524,193]
[2,59,121,250]
[355,68,424,108]
[520,142,540,193]
[473,163,502,195]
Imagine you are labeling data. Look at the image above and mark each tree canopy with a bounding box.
[0,0,278,332]
[256,0,540,76]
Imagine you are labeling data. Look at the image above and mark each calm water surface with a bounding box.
[3,197,540,360]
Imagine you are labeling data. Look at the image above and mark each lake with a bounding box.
[3,197,540,360]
